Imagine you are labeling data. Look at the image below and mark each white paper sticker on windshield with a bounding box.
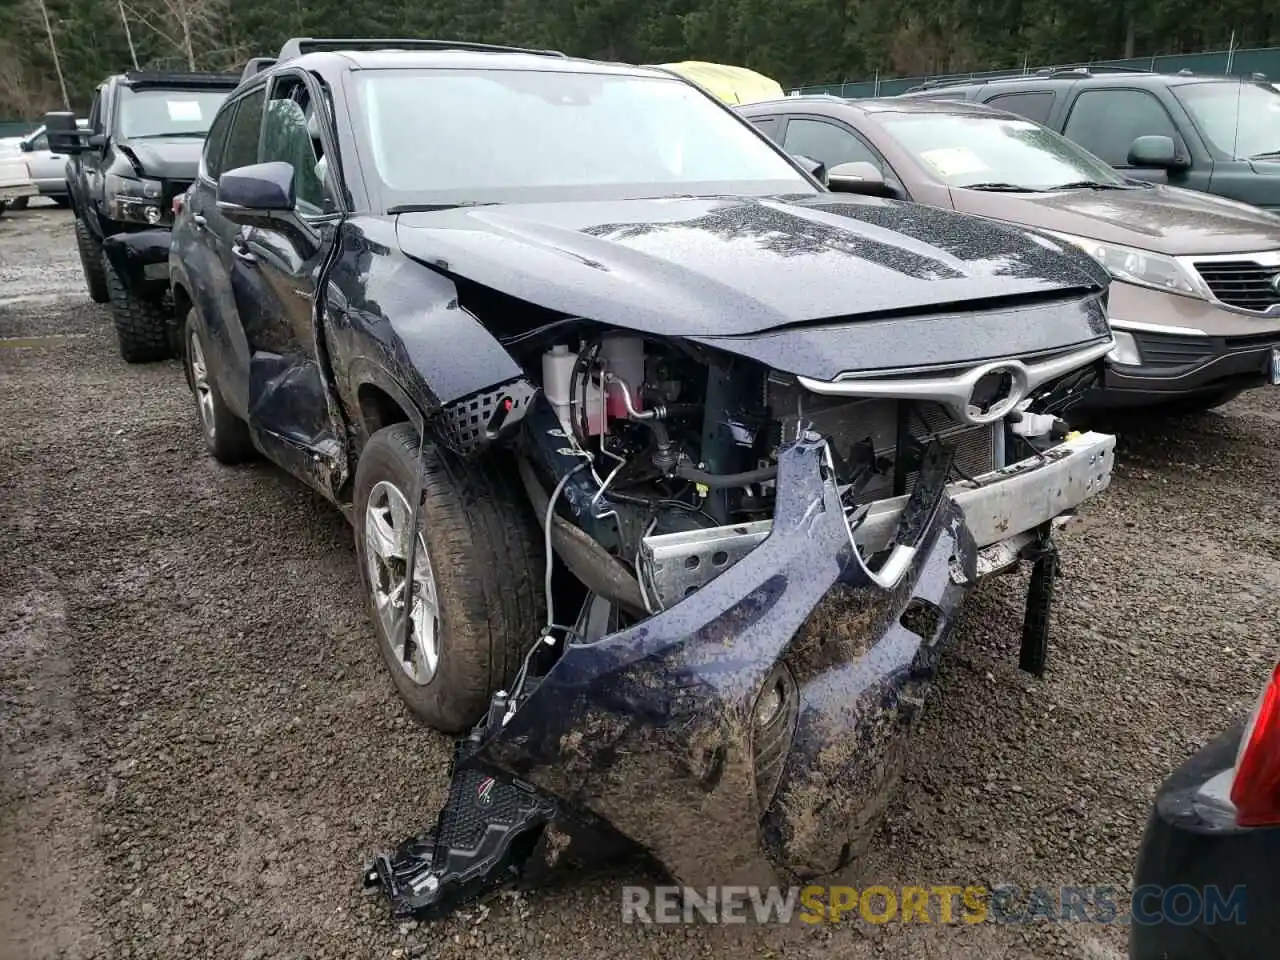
[919,146,990,177]
[166,100,203,122]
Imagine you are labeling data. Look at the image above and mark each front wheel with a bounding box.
[103,253,172,363]
[353,424,545,732]
[182,311,254,464]
[74,217,109,303]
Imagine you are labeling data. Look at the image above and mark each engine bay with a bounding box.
[503,323,1094,630]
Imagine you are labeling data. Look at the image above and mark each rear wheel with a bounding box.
[103,252,172,363]
[353,424,545,732]
[74,217,109,303]
[182,310,254,464]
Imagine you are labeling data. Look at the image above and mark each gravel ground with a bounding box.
[2,203,1275,960]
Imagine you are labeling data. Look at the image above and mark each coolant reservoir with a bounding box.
[600,335,644,419]
[542,344,603,436]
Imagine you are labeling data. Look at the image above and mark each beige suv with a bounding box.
[740,95,1280,412]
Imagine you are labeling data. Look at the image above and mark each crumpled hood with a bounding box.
[117,137,203,181]
[951,183,1280,256]
[394,195,1105,337]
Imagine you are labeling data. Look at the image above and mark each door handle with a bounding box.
[231,242,258,264]
[191,213,207,229]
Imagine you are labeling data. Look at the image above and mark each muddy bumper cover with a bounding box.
[368,430,1115,919]
[102,229,171,302]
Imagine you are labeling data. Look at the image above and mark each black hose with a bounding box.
[516,456,648,617]
[673,462,778,488]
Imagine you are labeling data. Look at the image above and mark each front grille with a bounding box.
[768,383,997,503]
[1192,259,1280,313]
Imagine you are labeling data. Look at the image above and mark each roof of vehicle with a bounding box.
[241,37,671,84]
[739,94,1012,119]
[897,66,1268,96]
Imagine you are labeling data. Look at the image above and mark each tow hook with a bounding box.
[1018,521,1058,677]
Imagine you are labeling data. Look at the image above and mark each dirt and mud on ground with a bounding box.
[2,203,1275,960]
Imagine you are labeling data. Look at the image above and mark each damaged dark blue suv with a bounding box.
[169,37,1119,922]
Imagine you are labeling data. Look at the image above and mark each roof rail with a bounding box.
[121,70,241,88]
[906,75,993,92]
[275,37,568,62]
[239,57,277,83]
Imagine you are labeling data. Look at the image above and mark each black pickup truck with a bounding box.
[45,70,238,362]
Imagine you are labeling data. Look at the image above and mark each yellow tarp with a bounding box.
[655,61,785,105]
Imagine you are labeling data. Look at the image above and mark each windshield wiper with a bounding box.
[387,201,498,214]
[1249,150,1280,161]
[1046,180,1132,191]
[960,182,1042,193]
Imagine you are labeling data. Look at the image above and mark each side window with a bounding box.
[260,75,335,214]
[29,132,49,151]
[984,91,1055,125]
[201,104,235,180]
[88,90,103,134]
[749,116,782,143]
[782,117,881,170]
[1062,89,1179,166]
[221,88,266,174]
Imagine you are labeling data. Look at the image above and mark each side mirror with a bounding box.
[216,161,296,223]
[44,111,87,154]
[1127,135,1185,169]
[19,140,32,153]
[791,153,827,183]
[826,161,892,196]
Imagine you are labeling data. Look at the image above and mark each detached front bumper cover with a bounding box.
[367,430,1116,920]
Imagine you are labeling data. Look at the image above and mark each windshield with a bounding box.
[351,68,812,207]
[879,112,1130,190]
[116,87,229,138]
[1173,81,1280,159]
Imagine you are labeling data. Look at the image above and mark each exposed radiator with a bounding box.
[767,380,999,503]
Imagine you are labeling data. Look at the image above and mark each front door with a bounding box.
[224,70,348,497]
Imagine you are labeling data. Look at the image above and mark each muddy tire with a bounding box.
[353,424,544,732]
[74,217,109,303]
[182,311,254,464]
[103,253,172,363]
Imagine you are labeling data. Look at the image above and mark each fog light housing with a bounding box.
[1107,330,1142,366]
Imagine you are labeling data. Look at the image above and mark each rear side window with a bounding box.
[984,91,1055,125]
[201,104,235,180]
[782,117,881,169]
[1062,89,1179,165]
[220,89,266,173]
[749,116,781,142]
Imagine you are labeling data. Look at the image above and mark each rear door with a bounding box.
[223,69,348,495]
[979,90,1057,126]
